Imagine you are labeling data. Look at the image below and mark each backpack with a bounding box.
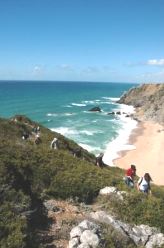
[138,177,143,186]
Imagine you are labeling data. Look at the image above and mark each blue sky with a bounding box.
[0,0,164,82]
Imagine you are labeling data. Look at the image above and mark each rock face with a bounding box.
[117,84,164,124]
[90,211,164,248]
[68,212,164,247]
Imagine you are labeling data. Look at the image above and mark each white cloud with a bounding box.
[56,64,74,72]
[136,69,164,83]
[127,59,164,67]
[33,65,44,75]
[146,59,164,66]
[82,66,99,74]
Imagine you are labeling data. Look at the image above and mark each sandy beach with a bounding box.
[114,121,164,186]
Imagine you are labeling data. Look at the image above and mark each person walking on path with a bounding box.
[124,164,136,188]
[51,137,59,149]
[96,153,104,168]
[137,173,152,194]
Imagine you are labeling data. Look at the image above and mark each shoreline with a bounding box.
[102,104,137,166]
[113,121,144,160]
[114,120,164,186]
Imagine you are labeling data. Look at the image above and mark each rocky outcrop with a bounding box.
[117,84,164,124]
[89,106,101,112]
[90,211,164,248]
[99,186,127,200]
[68,212,164,247]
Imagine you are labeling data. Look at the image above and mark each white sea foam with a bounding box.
[100,101,113,105]
[47,112,75,117]
[64,113,76,116]
[80,129,103,136]
[51,127,77,136]
[102,97,120,101]
[64,105,72,108]
[71,103,86,107]
[79,143,97,152]
[82,100,97,104]
[103,104,137,166]
[80,130,94,136]
[47,113,58,117]
[51,127,100,137]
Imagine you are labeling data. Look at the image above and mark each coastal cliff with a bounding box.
[117,83,164,124]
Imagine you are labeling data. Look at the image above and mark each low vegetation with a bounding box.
[0,115,164,247]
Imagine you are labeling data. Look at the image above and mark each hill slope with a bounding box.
[0,115,164,248]
[0,115,125,248]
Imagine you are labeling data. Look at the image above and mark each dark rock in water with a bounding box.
[116,111,121,115]
[107,112,115,115]
[89,106,101,112]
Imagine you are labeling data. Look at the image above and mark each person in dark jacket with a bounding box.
[96,153,104,168]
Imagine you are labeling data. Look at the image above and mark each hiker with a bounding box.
[124,164,136,187]
[96,153,104,167]
[137,173,152,194]
[34,133,41,144]
[33,125,40,134]
[36,126,40,133]
[33,126,37,134]
[73,148,82,158]
[22,132,29,140]
[51,137,59,149]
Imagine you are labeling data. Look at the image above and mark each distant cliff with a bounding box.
[117,83,164,124]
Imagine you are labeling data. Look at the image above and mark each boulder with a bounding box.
[70,226,83,239]
[89,107,101,112]
[69,237,80,248]
[107,112,115,115]
[78,220,99,233]
[99,186,127,200]
[146,233,164,248]
[68,220,101,248]
[80,230,99,247]
[99,186,117,195]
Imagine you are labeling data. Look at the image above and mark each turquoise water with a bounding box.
[0,81,137,157]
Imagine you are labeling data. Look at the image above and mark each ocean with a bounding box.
[0,81,138,165]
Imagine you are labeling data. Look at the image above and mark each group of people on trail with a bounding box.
[22,125,42,144]
[124,164,152,194]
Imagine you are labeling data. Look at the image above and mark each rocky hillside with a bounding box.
[0,115,164,248]
[117,83,164,124]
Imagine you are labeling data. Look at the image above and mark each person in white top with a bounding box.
[137,173,152,194]
[51,137,59,149]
